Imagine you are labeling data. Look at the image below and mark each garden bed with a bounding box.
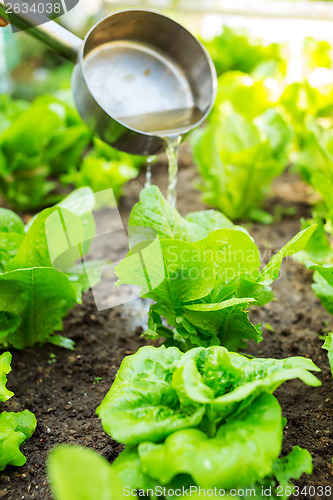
[0,152,332,500]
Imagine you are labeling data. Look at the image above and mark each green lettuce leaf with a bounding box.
[272,446,313,491]
[62,147,140,208]
[293,123,333,218]
[298,218,333,265]
[0,208,24,234]
[0,232,24,274]
[0,352,14,402]
[0,352,36,471]
[173,346,320,426]
[181,298,262,351]
[0,188,102,348]
[0,410,36,470]
[116,230,261,350]
[259,225,317,285]
[96,345,205,445]
[139,394,282,489]
[280,81,333,128]
[0,268,77,349]
[128,185,235,247]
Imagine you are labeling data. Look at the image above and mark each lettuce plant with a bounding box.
[97,345,320,445]
[0,187,101,349]
[95,344,318,497]
[190,108,292,223]
[116,186,315,351]
[0,351,36,470]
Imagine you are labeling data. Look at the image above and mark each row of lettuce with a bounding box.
[0,183,331,498]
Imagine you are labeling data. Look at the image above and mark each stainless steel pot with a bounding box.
[0,5,217,155]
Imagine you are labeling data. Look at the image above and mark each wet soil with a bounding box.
[0,151,332,500]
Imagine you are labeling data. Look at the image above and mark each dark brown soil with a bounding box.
[0,151,332,500]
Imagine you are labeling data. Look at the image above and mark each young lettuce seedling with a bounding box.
[116,186,316,351]
[190,106,292,223]
[0,352,36,470]
[0,188,102,349]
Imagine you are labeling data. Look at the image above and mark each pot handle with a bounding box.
[0,1,82,63]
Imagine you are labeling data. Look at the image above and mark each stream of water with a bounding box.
[117,107,202,208]
[145,156,155,189]
[165,135,181,208]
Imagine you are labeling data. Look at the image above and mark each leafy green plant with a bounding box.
[0,351,36,470]
[116,186,315,351]
[97,345,320,444]
[0,95,91,210]
[191,108,292,222]
[0,187,102,349]
[203,26,284,77]
[96,344,318,496]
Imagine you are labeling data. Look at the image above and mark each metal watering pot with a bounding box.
[0,5,217,155]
